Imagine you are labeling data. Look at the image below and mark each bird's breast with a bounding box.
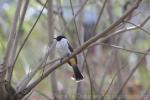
[56,41,71,57]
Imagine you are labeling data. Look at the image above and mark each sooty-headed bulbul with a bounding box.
[54,35,84,82]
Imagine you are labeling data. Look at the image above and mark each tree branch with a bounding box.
[7,0,30,85]
[114,47,150,99]
[3,0,23,67]
[15,0,142,98]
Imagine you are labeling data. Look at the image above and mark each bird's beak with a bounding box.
[53,38,56,39]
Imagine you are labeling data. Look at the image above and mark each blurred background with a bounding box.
[0,0,150,99]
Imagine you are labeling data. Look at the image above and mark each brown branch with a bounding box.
[35,90,51,100]
[140,84,150,100]
[12,0,48,74]
[69,0,94,99]
[112,18,150,99]
[124,19,150,35]
[100,65,127,100]
[114,47,150,99]
[36,0,95,9]
[15,0,142,98]
[98,0,142,38]
[62,0,88,34]
[36,0,58,15]
[7,0,30,85]
[92,43,150,55]
[16,41,56,93]
[47,0,60,99]
[93,0,108,33]
[15,0,48,92]
[91,16,150,99]
[3,0,23,79]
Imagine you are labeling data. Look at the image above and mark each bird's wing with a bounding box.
[67,42,73,52]
[67,41,78,64]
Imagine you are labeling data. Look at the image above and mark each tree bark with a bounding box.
[47,0,59,100]
[0,65,8,100]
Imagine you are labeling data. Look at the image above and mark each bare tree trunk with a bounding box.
[7,0,29,85]
[0,64,8,100]
[47,0,59,100]
[0,0,23,99]
[74,0,86,99]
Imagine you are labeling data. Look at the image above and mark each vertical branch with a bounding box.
[0,64,8,100]
[56,1,69,99]
[16,0,48,93]
[93,0,108,33]
[47,0,59,100]
[0,0,23,99]
[75,0,85,99]
[106,0,114,23]
[91,0,108,98]
[69,0,94,99]
[15,0,142,98]
[62,0,88,34]
[56,0,68,34]
[7,0,30,84]
[3,0,23,67]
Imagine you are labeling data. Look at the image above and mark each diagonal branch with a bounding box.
[16,41,56,92]
[92,43,150,55]
[15,0,142,98]
[114,47,150,99]
[93,0,108,34]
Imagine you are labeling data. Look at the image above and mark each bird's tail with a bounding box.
[72,66,84,82]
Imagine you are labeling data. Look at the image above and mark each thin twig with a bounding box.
[36,0,58,15]
[16,0,48,92]
[100,65,127,100]
[16,41,56,93]
[124,19,150,35]
[12,0,48,70]
[16,0,142,98]
[35,90,51,100]
[93,0,108,34]
[3,0,23,67]
[69,0,94,99]
[62,0,88,34]
[8,0,30,85]
[98,0,142,38]
[140,84,150,100]
[114,47,150,99]
[92,43,150,55]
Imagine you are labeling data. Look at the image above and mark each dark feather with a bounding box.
[67,42,77,64]
[67,42,73,52]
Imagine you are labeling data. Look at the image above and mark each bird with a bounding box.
[54,35,84,82]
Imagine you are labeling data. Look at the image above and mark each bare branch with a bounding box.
[16,0,49,92]
[35,90,51,100]
[7,0,30,85]
[62,0,88,34]
[3,0,23,67]
[93,0,108,33]
[69,0,94,99]
[12,0,48,73]
[92,43,150,55]
[16,41,56,92]
[15,0,142,98]
[114,47,150,99]
[125,16,150,35]
[101,65,127,100]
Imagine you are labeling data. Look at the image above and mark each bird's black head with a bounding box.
[54,35,66,41]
